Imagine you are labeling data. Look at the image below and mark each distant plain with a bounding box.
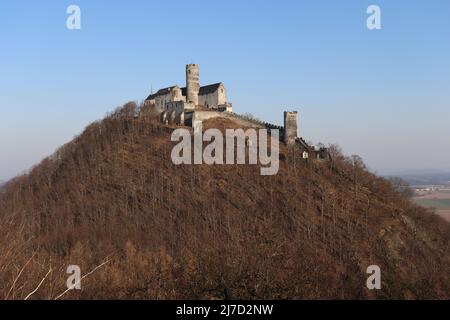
[413,190,450,222]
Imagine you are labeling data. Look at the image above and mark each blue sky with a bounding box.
[1,0,449,180]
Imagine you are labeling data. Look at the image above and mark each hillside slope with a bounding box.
[0,102,449,300]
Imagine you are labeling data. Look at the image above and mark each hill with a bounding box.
[389,170,450,186]
[0,102,449,300]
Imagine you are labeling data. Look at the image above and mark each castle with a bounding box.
[146,64,232,113]
[145,64,328,160]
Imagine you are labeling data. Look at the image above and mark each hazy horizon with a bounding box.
[1,0,450,181]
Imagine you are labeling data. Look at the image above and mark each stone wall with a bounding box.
[192,111,284,139]
[198,84,227,109]
[153,87,185,112]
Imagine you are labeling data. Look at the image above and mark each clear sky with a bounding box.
[1,0,449,181]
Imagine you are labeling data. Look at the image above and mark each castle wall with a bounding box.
[198,84,227,109]
[193,111,267,129]
[154,87,185,112]
[165,101,194,113]
[198,91,218,109]
[155,95,170,112]
[162,101,194,125]
[218,85,227,106]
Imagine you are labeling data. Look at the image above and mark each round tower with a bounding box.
[284,111,298,145]
[186,64,200,106]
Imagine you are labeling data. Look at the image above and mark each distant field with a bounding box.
[413,191,450,222]
[414,190,450,198]
[413,198,450,210]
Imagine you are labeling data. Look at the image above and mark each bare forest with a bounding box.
[0,102,449,300]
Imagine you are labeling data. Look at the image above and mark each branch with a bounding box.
[24,267,52,300]
[5,251,37,300]
[54,258,111,300]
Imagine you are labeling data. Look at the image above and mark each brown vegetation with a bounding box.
[0,102,449,300]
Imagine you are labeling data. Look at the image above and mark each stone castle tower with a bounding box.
[186,64,200,106]
[284,111,298,145]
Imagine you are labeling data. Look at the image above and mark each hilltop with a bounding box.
[0,102,449,300]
